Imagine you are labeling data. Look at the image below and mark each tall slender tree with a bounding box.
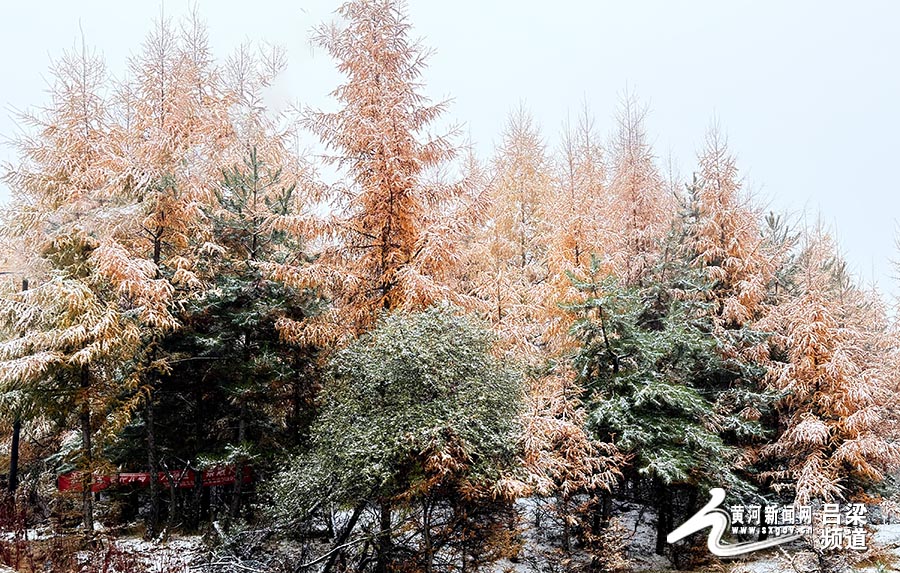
[544,105,611,351]
[275,0,475,348]
[683,128,773,332]
[0,39,160,533]
[607,94,672,286]
[101,13,236,535]
[467,106,553,361]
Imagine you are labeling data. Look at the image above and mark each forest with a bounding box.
[0,1,899,572]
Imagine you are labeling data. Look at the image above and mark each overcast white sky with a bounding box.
[1,1,898,297]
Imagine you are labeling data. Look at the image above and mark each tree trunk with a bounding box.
[166,468,179,529]
[200,483,210,523]
[602,491,613,526]
[79,365,94,534]
[422,497,434,573]
[654,480,669,556]
[190,468,203,531]
[190,388,204,530]
[146,397,160,537]
[227,403,247,528]
[375,500,392,573]
[147,234,163,537]
[8,419,20,494]
[9,280,28,496]
[323,500,367,573]
[758,499,768,541]
[592,491,614,535]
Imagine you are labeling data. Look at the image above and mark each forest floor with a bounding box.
[80,521,900,573]
[2,506,900,572]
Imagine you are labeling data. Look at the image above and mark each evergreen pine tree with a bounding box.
[567,254,766,555]
[269,307,522,572]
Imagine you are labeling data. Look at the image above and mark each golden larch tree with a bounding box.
[607,94,672,286]
[543,105,612,351]
[761,230,900,503]
[688,127,774,330]
[102,13,237,535]
[276,0,475,346]
[467,106,553,361]
[0,41,163,533]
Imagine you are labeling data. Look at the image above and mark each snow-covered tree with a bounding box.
[0,40,165,533]
[520,368,623,554]
[543,105,611,351]
[269,307,522,572]
[683,128,773,331]
[0,229,148,532]
[761,230,900,502]
[277,0,476,346]
[607,95,673,286]
[567,257,766,554]
[467,106,553,361]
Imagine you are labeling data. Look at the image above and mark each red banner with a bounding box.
[57,466,252,492]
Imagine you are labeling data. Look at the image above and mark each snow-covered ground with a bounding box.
[0,526,54,542]
[71,532,205,573]
[3,509,900,572]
